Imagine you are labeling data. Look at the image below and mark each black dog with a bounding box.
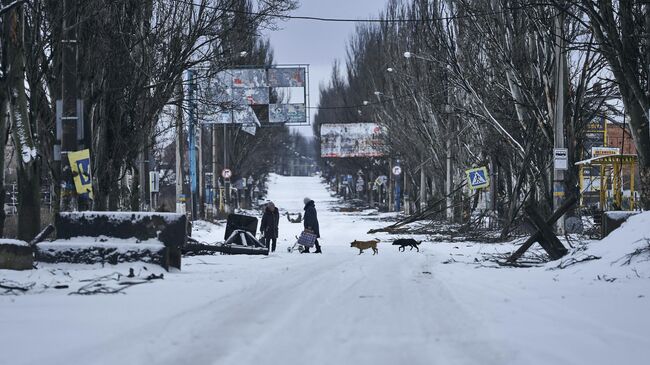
[392,238,422,252]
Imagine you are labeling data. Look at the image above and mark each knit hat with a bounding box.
[303,197,311,204]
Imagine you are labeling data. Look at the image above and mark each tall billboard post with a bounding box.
[192,65,309,217]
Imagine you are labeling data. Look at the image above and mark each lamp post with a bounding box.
[385,65,429,212]
[404,50,454,220]
[372,91,403,212]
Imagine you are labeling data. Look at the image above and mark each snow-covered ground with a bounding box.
[1,174,649,365]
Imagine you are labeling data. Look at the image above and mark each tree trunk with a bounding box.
[6,3,41,240]
[0,99,8,237]
[16,163,40,240]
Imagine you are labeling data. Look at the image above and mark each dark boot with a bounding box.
[313,242,322,254]
[301,247,310,253]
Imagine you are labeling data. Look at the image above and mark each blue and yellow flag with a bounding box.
[68,149,93,199]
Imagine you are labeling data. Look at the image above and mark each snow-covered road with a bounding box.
[1,174,649,365]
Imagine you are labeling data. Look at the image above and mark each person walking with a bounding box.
[302,197,321,253]
[260,201,280,252]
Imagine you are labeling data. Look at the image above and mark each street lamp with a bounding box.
[386,67,395,73]
[403,51,442,65]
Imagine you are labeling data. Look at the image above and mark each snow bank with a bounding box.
[38,236,165,253]
[59,211,184,224]
[550,211,650,279]
[0,239,30,247]
[191,220,223,244]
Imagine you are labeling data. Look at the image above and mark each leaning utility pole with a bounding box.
[59,0,79,212]
[553,11,567,234]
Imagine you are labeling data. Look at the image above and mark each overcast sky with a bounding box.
[264,0,388,137]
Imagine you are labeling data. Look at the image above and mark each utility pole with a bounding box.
[187,69,198,220]
[198,119,204,218]
[59,0,79,212]
[553,11,567,234]
[445,103,454,222]
[212,123,218,217]
[175,79,185,214]
[420,166,426,212]
[223,123,230,214]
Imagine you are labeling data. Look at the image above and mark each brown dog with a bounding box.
[350,240,379,255]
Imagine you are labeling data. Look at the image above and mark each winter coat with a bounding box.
[303,200,320,238]
[260,207,280,239]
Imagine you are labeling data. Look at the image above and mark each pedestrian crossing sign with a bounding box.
[466,167,489,190]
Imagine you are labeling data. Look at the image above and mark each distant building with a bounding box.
[606,123,636,155]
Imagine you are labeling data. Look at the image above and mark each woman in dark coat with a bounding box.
[302,197,321,253]
[260,201,280,252]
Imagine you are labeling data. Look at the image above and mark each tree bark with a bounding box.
[5,3,41,240]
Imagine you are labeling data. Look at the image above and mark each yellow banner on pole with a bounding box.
[68,149,93,199]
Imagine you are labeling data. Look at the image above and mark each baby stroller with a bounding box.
[287,229,317,253]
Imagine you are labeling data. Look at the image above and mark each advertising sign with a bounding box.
[591,147,619,158]
[232,87,269,105]
[320,123,385,158]
[269,104,307,123]
[231,69,268,88]
[268,68,306,87]
[214,66,308,125]
[68,149,93,198]
[233,106,260,125]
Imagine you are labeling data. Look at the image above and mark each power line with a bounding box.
[308,88,448,111]
[172,0,533,24]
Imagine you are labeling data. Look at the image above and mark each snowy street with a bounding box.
[1,175,649,365]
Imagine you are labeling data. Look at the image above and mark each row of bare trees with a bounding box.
[315,0,648,235]
[0,0,297,240]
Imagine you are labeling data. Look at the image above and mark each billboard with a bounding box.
[320,123,385,158]
[269,104,306,123]
[212,66,308,125]
[268,68,306,87]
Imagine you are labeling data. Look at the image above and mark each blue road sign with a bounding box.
[466,167,490,190]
